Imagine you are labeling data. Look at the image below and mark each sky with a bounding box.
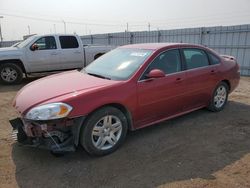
[0,0,250,41]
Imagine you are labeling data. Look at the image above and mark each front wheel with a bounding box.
[80,106,128,156]
[0,63,23,85]
[208,82,229,112]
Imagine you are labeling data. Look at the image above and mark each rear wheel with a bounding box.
[0,63,23,85]
[208,82,229,112]
[80,106,128,156]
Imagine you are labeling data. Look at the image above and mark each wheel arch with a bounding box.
[94,53,104,60]
[221,79,231,92]
[106,103,134,131]
[0,59,26,73]
[84,103,134,131]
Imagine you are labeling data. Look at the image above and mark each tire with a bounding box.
[50,151,65,157]
[208,82,229,112]
[0,63,23,85]
[80,106,128,156]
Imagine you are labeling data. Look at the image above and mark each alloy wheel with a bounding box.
[1,67,18,82]
[91,115,122,150]
[214,85,227,108]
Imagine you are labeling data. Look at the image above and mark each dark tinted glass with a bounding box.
[59,36,79,49]
[33,36,57,50]
[183,49,209,69]
[208,52,220,65]
[146,49,181,75]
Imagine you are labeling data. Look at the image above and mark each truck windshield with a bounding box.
[84,48,153,80]
[16,35,37,48]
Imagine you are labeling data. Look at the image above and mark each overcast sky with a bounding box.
[0,0,250,41]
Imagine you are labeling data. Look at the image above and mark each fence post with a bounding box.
[199,27,204,45]
[90,35,93,44]
[130,32,134,44]
[158,30,161,42]
[108,34,111,45]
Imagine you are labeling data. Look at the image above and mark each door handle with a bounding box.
[74,51,81,54]
[175,77,183,83]
[210,70,216,75]
[50,52,58,55]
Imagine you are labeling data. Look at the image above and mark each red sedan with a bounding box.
[10,43,240,156]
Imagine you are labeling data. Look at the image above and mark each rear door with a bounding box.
[58,36,84,69]
[136,49,187,128]
[181,48,219,110]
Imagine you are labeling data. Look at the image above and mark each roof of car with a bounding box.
[120,43,205,50]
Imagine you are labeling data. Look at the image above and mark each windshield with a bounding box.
[84,48,153,80]
[16,35,37,48]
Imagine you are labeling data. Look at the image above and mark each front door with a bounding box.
[136,49,187,129]
[25,36,60,72]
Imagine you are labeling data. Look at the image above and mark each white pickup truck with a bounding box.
[0,34,115,84]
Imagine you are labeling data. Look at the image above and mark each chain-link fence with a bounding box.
[1,24,250,75]
[81,24,250,76]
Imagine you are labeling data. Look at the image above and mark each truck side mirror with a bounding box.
[30,44,39,51]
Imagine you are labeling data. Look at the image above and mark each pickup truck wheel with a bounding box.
[80,106,128,156]
[0,63,23,85]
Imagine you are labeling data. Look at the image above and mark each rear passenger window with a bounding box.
[208,52,220,65]
[183,49,209,70]
[59,36,79,49]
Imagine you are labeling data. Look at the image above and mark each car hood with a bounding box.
[14,70,119,114]
[0,47,22,59]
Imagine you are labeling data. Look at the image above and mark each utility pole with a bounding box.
[0,16,4,47]
[126,23,129,32]
[62,20,66,34]
[148,22,151,32]
[28,25,30,35]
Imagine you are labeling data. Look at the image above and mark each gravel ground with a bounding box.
[0,77,250,188]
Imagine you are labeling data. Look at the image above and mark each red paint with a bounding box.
[14,43,240,130]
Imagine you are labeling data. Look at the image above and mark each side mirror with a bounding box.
[146,69,165,79]
[30,44,38,51]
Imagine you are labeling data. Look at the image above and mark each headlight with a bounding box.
[25,102,73,120]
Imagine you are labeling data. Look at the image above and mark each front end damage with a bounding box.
[9,117,84,154]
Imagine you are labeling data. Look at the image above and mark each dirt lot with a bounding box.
[0,77,250,188]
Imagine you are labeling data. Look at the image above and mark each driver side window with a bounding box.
[142,49,181,80]
[31,36,57,50]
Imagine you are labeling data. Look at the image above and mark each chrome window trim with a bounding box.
[138,47,221,83]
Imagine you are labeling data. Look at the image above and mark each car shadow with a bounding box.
[12,101,250,188]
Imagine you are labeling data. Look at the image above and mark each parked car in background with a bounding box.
[10,43,240,156]
[0,34,115,84]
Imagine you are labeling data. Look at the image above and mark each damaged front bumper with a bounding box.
[9,117,85,154]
